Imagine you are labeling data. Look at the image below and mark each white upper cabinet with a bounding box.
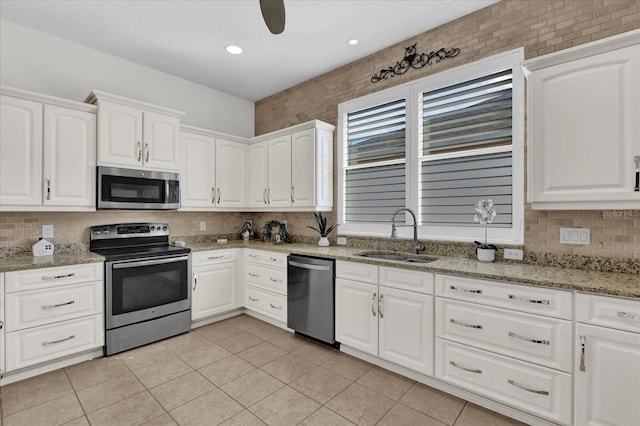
[267,135,292,208]
[247,141,269,208]
[180,128,245,210]
[1,89,96,211]
[291,128,316,208]
[524,32,640,209]
[87,91,183,172]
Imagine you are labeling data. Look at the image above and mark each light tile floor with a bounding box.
[0,315,529,426]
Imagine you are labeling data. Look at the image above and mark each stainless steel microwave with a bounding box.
[97,166,180,210]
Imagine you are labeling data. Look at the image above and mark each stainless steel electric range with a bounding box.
[89,223,191,356]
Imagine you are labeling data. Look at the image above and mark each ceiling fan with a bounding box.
[259,0,286,34]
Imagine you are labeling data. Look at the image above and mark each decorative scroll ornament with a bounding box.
[371,43,460,83]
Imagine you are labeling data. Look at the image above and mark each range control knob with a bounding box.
[150,226,155,231]
[162,226,167,231]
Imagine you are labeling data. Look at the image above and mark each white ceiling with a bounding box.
[0,0,497,102]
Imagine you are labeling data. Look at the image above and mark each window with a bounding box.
[338,49,524,244]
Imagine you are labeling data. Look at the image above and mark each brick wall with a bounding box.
[255,0,640,258]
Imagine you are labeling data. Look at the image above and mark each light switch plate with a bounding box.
[337,237,347,245]
[42,224,54,239]
[199,221,206,231]
[504,248,523,260]
[560,227,590,245]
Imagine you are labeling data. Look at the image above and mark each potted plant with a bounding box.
[474,199,498,262]
[307,212,339,246]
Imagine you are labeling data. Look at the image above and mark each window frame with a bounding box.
[337,48,525,244]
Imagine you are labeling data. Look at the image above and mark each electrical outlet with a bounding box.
[281,220,287,228]
[337,237,347,246]
[504,248,523,260]
[199,221,206,231]
[42,224,54,239]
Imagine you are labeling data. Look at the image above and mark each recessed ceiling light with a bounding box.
[225,45,243,55]
[348,39,359,46]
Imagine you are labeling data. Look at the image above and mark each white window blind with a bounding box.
[344,99,406,223]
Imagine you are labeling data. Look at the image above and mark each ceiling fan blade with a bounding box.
[259,0,285,34]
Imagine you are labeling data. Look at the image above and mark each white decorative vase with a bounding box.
[318,236,330,247]
[476,248,495,262]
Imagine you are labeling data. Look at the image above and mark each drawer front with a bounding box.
[6,263,103,293]
[5,281,103,332]
[336,261,378,284]
[436,298,572,372]
[245,249,287,268]
[435,339,571,425]
[5,314,103,372]
[193,249,236,266]
[245,285,287,323]
[435,274,572,319]
[380,266,434,294]
[245,263,287,295]
[576,293,640,333]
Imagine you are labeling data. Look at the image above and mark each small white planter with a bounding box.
[318,236,330,247]
[476,247,496,262]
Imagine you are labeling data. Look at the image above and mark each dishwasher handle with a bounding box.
[288,260,331,271]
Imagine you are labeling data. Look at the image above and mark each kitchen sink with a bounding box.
[355,252,436,264]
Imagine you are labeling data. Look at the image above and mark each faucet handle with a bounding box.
[415,243,425,253]
[391,223,397,238]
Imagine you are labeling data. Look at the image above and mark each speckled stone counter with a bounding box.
[0,251,105,273]
[188,240,640,299]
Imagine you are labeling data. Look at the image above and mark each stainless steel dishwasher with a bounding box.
[287,254,338,347]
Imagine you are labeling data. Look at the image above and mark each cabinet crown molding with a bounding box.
[85,90,185,118]
[1,86,97,113]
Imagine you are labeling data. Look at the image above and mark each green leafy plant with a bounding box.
[474,199,497,250]
[307,212,339,237]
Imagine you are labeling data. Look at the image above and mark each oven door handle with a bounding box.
[112,255,190,269]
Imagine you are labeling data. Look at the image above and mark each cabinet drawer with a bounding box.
[244,249,287,268]
[576,293,640,333]
[245,285,287,323]
[436,298,572,372]
[380,267,433,294]
[336,261,378,284]
[435,274,572,319]
[5,314,103,372]
[5,281,103,332]
[435,339,571,425]
[245,263,286,295]
[193,249,236,266]
[6,263,103,293]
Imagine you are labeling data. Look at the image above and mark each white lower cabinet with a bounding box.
[191,249,237,321]
[243,249,287,323]
[574,294,640,426]
[335,262,434,375]
[245,285,287,323]
[3,263,104,373]
[1,273,5,376]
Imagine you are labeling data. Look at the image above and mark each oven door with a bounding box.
[106,254,191,329]
[97,166,180,210]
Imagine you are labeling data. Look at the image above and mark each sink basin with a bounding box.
[355,252,436,264]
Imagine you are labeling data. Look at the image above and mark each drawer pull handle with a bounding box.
[207,255,224,260]
[249,296,259,302]
[0,320,3,329]
[617,311,640,322]
[507,379,549,396]
[371,292,377,317]
[269,278,282,283]
[42,335,75,346]
[42,273,75,281]
[41,300,75,310]
[249,254,259,258]
[450,285,482,295]
[508,331,550,345]
[249,273,259,278]
[450,318,483,329]
[449,361,482,374]
[270,257,278,262]
[508,295,550,305]
[270,303,282,310]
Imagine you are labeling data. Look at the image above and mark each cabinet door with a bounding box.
[97,101,143,168]
[574,323,640,426]
[335,278,378,356]
[0,96,43,206]
[267,135,292,207]
[142,111,180,171]
[192,263,237,321]
[379,287,433,375]
[247,141,269,208]
[529,44,640,209]
[216,139,245,207]
[1,273,5,375]
[180,132,216,208]
[42,105,96,207]
[291,128,315,207]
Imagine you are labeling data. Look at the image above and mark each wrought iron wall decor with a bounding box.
[371,43,460,83]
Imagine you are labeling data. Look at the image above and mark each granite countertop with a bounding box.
[1,241,638,299]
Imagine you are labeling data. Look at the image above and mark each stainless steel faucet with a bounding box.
[391,208,425,254]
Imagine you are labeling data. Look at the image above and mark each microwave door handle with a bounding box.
[112,255,190,269]
[166,180,170,204]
